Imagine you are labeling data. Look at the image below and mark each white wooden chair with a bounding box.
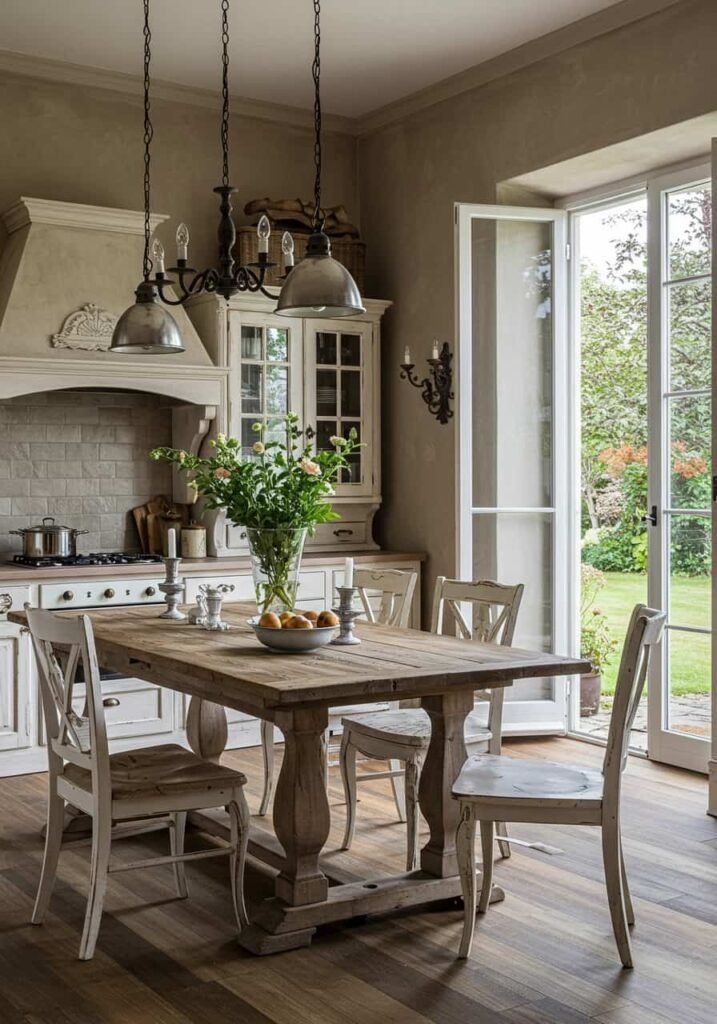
[257,567,418,816]
[26,606,251,960]
[453,603,666,967]
[339,577,524,871]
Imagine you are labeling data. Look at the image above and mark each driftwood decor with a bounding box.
[50,303,118,351]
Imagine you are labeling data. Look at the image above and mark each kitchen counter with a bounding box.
[0,550,426,583]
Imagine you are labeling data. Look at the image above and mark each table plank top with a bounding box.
[9,603,590,715]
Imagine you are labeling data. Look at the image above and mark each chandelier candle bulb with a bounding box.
[176,222,189,261]
[257,215,271,254]
[281,231,295,269]
[151,238,165,275]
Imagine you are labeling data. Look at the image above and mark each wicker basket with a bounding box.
[237,225,366,292]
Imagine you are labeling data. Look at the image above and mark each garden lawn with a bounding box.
[594,572,710,695]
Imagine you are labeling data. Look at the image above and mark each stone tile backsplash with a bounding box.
[0,390,175,557]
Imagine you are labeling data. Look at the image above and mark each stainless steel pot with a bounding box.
[10,516,89,559]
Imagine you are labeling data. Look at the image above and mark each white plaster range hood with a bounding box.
[0,197,226,406]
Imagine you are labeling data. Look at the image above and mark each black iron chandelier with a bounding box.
[111,0,363,356]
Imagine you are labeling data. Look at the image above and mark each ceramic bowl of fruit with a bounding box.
[248,609,340,653]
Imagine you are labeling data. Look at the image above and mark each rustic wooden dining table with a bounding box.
[12,602,588,954]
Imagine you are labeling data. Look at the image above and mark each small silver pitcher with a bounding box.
[198,583,235,631]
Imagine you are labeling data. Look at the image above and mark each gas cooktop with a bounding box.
[10,552,164,569]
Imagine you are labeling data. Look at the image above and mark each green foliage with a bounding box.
[580,565,617,674]
[150,413,362,533]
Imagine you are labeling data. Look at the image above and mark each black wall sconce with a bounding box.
[400,340,454,424]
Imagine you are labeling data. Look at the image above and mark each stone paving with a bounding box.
[577,692,711,752]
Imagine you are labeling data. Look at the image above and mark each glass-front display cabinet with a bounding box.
[185,293,390,555]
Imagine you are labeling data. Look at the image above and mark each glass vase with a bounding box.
[245,527,308,615]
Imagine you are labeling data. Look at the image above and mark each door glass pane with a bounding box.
[473,512,553,701]
[317,333,337,365]
[241,364,263,413]
[316,370,337,416]
[666,628,711,740]
[340,334,361,366]
[668,515,711,629]
[266,366,288,416]
[241,326,262,360]
[667,183,712,280]
[266,327,288,362]
[668,395,711,508]
[240,418,255,455]
[471,218,553,507]
[341,370,361,418]
[668,280,710,391]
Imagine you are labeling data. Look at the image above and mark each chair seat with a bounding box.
[342,708,492,748]
[453,754,604,807]
[64,744,246,800]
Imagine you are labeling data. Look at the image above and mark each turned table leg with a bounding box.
[418,690,473,877]
[186,697,228,763]
[272,706,331,906]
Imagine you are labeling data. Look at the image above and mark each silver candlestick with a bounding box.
[159,556,185,620]
[331,586,362,645]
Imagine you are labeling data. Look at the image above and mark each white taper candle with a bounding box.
[344,556,354,589]
[167,528,177,560]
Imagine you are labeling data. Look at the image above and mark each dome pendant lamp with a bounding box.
[111,0,184,354]
[276,0,365,318]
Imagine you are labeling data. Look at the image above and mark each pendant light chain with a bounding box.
[312,0,322,229]
[142,0,154,281]
[220,0,230,188]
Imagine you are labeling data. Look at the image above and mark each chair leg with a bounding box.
[32,786,65,925]
[456,805,477,959]
[339,731,358,851]
[390,759,407,822]
[258,719,275,817]
[78,813,112,960]
[495,821,511,860]
[620,838,635,927]
[601,819,633,968]
[404,756,421,872]
[478,820,495,914]
[228,793,250,931]
[170,812,189,899]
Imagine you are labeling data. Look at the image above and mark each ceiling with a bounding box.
[0,0,631,119]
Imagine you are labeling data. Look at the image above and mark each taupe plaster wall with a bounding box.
[0,72,358,272]
[359,0,717,606]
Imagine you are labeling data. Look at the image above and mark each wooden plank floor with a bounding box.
[1,737,716,1024]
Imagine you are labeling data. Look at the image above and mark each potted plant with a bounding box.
[150,413,361,613]
[579,565,616,716]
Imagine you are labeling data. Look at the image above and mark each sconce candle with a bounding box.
[404,346,411,364]
[431,340,439,360]
[400,341,454,425]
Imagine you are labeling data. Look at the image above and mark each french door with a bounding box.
[646,163,713,775]
[455,204,571,733]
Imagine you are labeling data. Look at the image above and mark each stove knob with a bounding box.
[145,586,157,597]
[104,588,115,599]
[62,590,74,601]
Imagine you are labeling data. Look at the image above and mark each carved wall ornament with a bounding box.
[51,303,118,351]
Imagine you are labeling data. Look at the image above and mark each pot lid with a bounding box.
[21,516,79,534]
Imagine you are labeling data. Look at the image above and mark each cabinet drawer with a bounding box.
[311,522,366,547]
[72,677,175,741]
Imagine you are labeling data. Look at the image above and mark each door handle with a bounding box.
[642,505,658,526]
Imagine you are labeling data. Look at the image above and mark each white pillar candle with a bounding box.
[344,557,354,589]
[432,340,439,360]
[404,346,411,364]
[167,528,177,560]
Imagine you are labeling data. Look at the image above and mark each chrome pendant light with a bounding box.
[276,0,365,318]
[110,0,184,354]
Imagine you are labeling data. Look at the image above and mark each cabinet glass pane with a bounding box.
[266,366,288,416]
[341,421,361,483]
[241,364,263,413]
[340,334,361,366]
[266,327,288,362]
[471,217,553,507]
[317,370,337,416]
[241,418,255,455]
[317,333,337,364]
[668,280,710,391]
[341,370,361,418]
[667,183,711,281]
[668,394,711,508]
[317,421,337,451]
[241,326,262,360]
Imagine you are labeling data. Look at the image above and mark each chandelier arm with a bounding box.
[311,0,322,230]
[142,0,154,281]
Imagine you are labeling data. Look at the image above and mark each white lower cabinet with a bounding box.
[0,557,421,776]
